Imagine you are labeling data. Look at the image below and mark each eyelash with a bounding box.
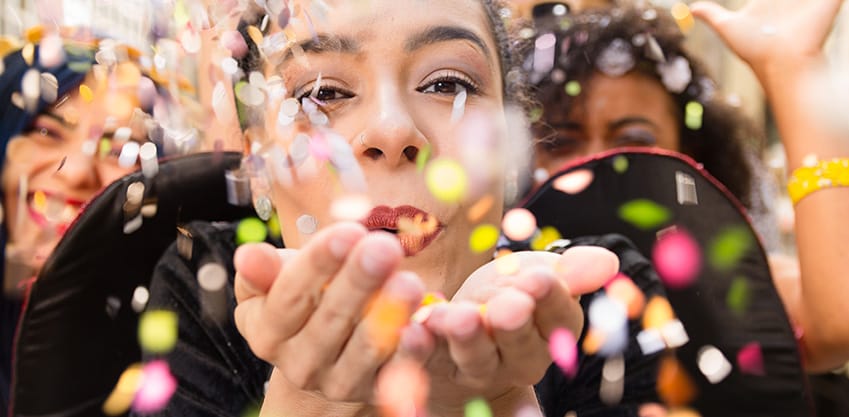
[417,71,481,95]
[295,83,355,103]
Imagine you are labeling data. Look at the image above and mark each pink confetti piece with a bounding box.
[549,328,578,378]
[553,169,594,194]
[132,360,177,414]
[737,342,765,376]
[652,229,701,289]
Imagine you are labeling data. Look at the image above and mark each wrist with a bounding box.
[428,386,540,417]
[260,369,372,417]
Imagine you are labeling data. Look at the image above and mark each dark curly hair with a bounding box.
[528,4,763,208]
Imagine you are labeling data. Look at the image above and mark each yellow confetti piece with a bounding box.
[469,224,499,253]
[671,3,695,33]
[79,85,94,103]
[643,296,675,330]
[425,158,468,203]
[246,25,264,47]
[102,363,143,416]
[99,138,112,158]
[464,397,493,417]
[33,190,47,213]
[420,292,447,307]
[530,226,562,251]
[138,310,178,354]
[22,43,35,66]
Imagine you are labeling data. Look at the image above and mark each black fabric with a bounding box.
[523,149,811,417]
[13,152,254,417]
[133,221,271,417]
[535,234,664,417]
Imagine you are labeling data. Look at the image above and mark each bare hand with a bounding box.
[691,0,844,76]
[422,246,619,402]
[233,222,425,401]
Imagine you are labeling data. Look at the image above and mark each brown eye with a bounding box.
[417,74,479,96]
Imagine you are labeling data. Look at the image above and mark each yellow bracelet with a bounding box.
[787,158,849,205]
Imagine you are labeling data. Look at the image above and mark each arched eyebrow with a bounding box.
[279,34,361,64]
[404,25,492,61]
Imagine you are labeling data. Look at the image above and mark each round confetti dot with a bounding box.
[296,214,318,235]
[464,398,492,417]
[653,229,702,289]
[469,224,499,253]
[221,57,240,75]
[697,345,732,384]
[565,80,582,97]
[38,34,65,68]
[501,208,537,241]
[236,217,268,245]
[618,199,671,230]
[685,101,703,130]
[737,342,765,376]
[612,155,629,173]
[589,295,627,335]
[220,30,248,58]
[553,169,594,194]
[330,194,373,222]
[549,328,578,378]
[138,310,178,354]
[133,360,177,414]
[530,226,562,251]
[425,158,468,203]
[198,263,227,292]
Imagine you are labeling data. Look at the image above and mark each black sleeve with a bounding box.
[133,221,271,417]
[535,234,665,417]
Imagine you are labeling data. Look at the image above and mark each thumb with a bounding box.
[690,1,734,34]
[555,246,619,295]
[233,242,284,301]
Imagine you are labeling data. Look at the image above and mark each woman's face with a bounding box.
[534,71,681,174]
[262,0,507,295]
[2,69,145,286]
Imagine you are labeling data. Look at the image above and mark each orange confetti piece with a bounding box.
[467,194,495,223]
[102,364,143,416]
[657,355,697,407]
[606,274,646,319]
[582,327,606,355]
[366,296,411,354]
[643,296,675,330]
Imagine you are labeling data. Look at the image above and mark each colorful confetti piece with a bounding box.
[553,169,594,194]
[657,355,697,407]
[501,208,537,241]
[618,199,670,230]
[737,342,765,376]
[138,310,178,354]
[708,226,752,271]
[425,158,468,203]
[469,224,499,253]
[653,229,701,289]
[549,328,579,378]
[132,360,177,414]
[236,217,268,245]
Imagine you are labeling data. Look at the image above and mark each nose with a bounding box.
[356,86,427,168]
[579,135,609,158]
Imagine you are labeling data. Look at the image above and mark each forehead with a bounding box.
[567,72,676,119]
[274,0,496,56]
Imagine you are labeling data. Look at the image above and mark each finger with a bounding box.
[323,271,424,401]
[262,222,368,339]
[430,302,497,388]
[233,243,287,302]
[294,232,406,361]
[526,267,585,340]
[690,1,734,33]
[487,288,551,385]
[396,322,436,364]
[555,246,619,295]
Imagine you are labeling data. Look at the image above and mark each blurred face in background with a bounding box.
[2,66,146,294]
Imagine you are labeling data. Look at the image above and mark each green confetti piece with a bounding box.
[613,155,629,173]
[726,276,751,315]
[416,143,432,172]
[618,199,671,230]
[529,107,544,123]
[266,212,281,239]
[236,217,268,245]
[565,80,582,97]
[138,310,178,354]
[685,101,704,130]
[67,60,93,73]
[99,138,112,158]
[709,226,753,271]
[465,397,492,417]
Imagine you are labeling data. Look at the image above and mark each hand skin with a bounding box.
[692,0,849,372]
[233,224,618,416]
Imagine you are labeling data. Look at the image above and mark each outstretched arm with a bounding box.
[693,0,849,372]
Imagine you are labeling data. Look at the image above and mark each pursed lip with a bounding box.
[361,205,443,256]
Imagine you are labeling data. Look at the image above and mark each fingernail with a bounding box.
[361,249,393,276]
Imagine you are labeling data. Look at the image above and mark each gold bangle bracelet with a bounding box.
[787,158,849,205]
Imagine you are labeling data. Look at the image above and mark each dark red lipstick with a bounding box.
[361,205,443,256]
